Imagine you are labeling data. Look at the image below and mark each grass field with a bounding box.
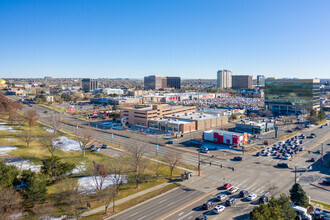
[0,116,184,218]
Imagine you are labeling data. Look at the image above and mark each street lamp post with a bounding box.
[198,150,201,176]
[156,145,158,157]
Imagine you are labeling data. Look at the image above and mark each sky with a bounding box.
[0,0,330,79]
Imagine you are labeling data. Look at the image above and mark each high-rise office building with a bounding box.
[144,75,181,90]
[232,75,253,89]
[257,75,265,86]
[265,78,320,115]
[144,75,163,90]
[82,78,98,92]
[217,70,232,88]
[166,77,181,89]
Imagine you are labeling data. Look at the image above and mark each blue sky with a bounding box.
[0,0,329,79]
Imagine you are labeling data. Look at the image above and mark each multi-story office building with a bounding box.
[217,70,232,88]
[257,75,265,86]
[166,77,181,89]
[265,78,320,115]
[144,75,181,90]
[232,75,253,89]
[120,104,196,126]
[144,75,163,90]
[82,78,98,92]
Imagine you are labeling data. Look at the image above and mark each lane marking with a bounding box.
[178,211,194,220]
[178,211,185,216]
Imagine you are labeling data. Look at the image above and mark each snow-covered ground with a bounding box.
[71,162,86,174]
[78,174,127,193]
[43,127,55,133]
[0,146,18,156]
[6,158,41,172]
[0,122,19,132]
[52,136,81,152]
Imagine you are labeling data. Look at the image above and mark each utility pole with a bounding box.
[198,150,201,176]
[294,166,297,184]
[321,143,324,163]
[156,144,158,157]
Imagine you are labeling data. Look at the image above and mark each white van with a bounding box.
[292,205,312,220]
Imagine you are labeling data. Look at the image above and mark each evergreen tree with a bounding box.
[19,170,47,207]
[290,183,309,207]
[41,156,75,182]
[0,162,19,187]
[250,194,296,220]
[317,109,326,121]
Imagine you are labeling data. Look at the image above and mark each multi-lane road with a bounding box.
[22,101,329,219]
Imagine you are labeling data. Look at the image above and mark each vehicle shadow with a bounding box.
[233,213,250,219]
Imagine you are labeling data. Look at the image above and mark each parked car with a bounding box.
[223,183,233,189]
[216,194,227,201]
[311,157,316,162]
[199,148,209,154]
[101,144,108,149]
[256,152,261,156]
[247,194,257,201]
[213,205,225,214]
[234,156,243,161]
[259,196,269,204]
[195,215,208,220]
[202,201,214,210]
[228,187,239,194]
[166,141,174,144]
[277,163,289,168]
[225,198,237,206]
[92,147,101,152]
[239,190,249,197]
[299,147,304,151]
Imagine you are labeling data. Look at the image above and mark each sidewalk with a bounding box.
[81,174,201,218]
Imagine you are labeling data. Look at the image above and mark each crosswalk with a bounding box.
[206,175,268,195]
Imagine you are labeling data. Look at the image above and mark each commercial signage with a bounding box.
[202,94,215,99]
[93,110,97,116]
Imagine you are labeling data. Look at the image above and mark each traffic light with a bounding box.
[232,167,235,171]
[220,164,222,168]
[209,162,212,166]
[308,150,310,154]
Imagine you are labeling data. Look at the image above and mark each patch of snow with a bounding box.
[43,127,55,133]
[78,174,127,193]
[52,136,81,152]
[71,162,86,174]
[40,215,67,220]
[6,158,41,172]
[0,146,18,156]
[0,124,18,132]
[9,212,23,220]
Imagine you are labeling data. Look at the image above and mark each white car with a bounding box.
[213,204,225,214]
[247,194,257,201]
[216,194,227,201]
[228,187,239,194]
[284,155,291,160]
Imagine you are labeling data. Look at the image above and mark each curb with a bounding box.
[156,187,218,220]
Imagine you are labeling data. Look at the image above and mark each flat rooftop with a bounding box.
[167,112,221,120]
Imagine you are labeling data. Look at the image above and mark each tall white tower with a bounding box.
[217,70,232,88]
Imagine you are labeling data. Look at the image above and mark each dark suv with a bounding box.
[202,201,214,210]
[239,190,248,197]
[277,163,289,168]
[259,196,269,204]
[234,156,243,161]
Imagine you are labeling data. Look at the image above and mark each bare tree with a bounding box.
[165,151,182,179]
[30,202,56,220]
[48,112,62,137]
[154,162,161,182]
[86,161,110,192]
[20,129,35,147]
[128,145,147,188]
[96,186,114,215]
[7,101,22,123]
[25,108,38,130]
[39,133,57,156]
[76,127,94,157]
[110,158,127,195]
[62,178,87,220]
[0,185,22,219]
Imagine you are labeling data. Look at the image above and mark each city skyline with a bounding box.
[1,0,330,79]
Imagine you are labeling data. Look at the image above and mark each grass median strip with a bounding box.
[82,183,178,220]
[311,199,330,211]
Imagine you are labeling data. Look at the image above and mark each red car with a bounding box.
[223,183,233,189]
